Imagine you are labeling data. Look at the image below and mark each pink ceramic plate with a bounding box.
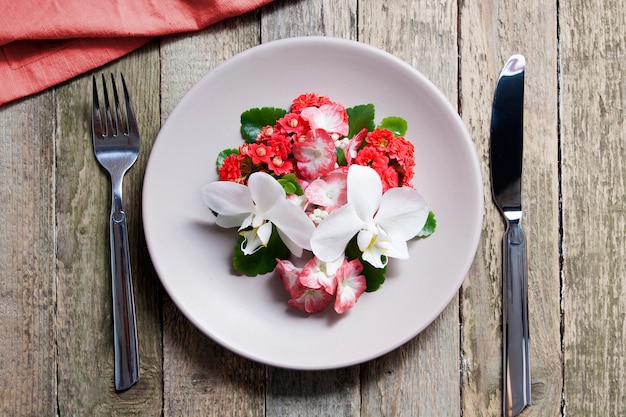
[143,37,483,370]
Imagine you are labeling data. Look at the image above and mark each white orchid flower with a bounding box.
[310,165,429,268]
[202,172,315,257]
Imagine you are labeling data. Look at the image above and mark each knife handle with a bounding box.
[503,218,531,417]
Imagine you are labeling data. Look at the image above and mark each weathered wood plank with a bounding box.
[55,43,163,415]
[358,1,461,416]
[459,1,561,416]
[560,0,626,414]
[259,1,361,416]
[159,12,266,417]
[0,95,57,416]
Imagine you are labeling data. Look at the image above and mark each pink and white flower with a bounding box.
[298,256,344,295]
[300,103,349,137]
[304,168,348,212]
[292,129,337,179]
[274,257,366,314]
[334,259,366,314]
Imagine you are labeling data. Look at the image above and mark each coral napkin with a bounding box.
[0,0,273,107]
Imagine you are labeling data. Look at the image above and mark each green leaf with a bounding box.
[216,148,239,169]
[232,225,291,275]
[345,236,387,292]
[378,116,408,137]
[240,107,287,143]
[335,147,347,166]
[277,173,303,196]
[416,211,437,238]
[346,104,375,138]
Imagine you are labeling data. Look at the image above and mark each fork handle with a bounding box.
[110,209,140,391]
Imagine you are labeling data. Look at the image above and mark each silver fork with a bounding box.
[92,73,140,391]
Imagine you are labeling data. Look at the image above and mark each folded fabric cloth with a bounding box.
[0,0,273,107]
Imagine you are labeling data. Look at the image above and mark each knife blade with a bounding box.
[490,54,531,417]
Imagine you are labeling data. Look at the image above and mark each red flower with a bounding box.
[290,93,333,113]
[388,135,414,163]
[387,136,415,185]
[247,143,275,165]
[267,156,295,176]
[377,165,400,192]
[256,125,275,140]
[218,154,244,182]
[277,113,309,136]
[354,145,389,170]
[266,131,293,160]
[365,128,395,148]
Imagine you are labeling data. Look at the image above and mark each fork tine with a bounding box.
[110,73,124,136]
[120,73,139,137]
[101,74,114,137]
[92,75,103,138]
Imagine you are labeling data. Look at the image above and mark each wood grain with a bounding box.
[160,12,267,417]
[55,43,163,415]
[260,2,361,416]
[3,0,626,415]
[0,94,56,416]
[560,0,626,415]
[459,1,562,416]
[359,1,461,416]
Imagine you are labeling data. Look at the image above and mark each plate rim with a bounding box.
[143,36,484,370]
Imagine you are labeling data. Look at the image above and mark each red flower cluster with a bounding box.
[218,93,416,192]
[355,128,416,191]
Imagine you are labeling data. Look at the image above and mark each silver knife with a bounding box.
[490,54,531,417]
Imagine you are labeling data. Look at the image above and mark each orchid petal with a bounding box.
[311,204,365,262]
[361,246,387,269]
[240,229,265,255]
[215,213,250,229]
[239,213,254,230]
[267,199,315,253]
[276,229,304,257]
[247,171,285,214]
[374,187,429,241]
[386,239,409,260]
[202,181,254,217]
[356,228,375,252]
[347,165,382,221]
[257,221,273,246]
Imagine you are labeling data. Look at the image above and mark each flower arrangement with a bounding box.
[202,93,436,314]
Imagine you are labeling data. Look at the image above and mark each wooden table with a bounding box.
[1,1,624,415]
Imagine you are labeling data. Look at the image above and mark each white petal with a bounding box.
[362,246,387,269]
[216,213,249,228]
[202,181,254,216]
[257,221,273,246]
[240,229,265,255]
[267,200,315,252]
[311,204,365,262]
[248,172,285,214]
[356,228,374,252]
[374,187,429,241]
[276,229,304,257]
[347,165,382,221]
[385,239,409,260]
